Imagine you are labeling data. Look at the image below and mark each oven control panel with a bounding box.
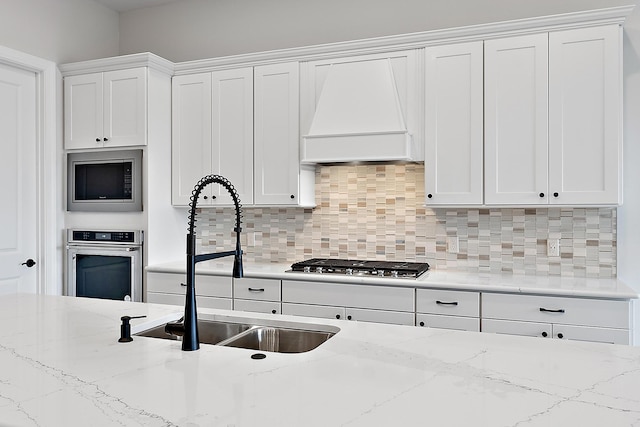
[69,230,142,245]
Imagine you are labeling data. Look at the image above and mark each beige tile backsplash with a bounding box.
[198,164,616,278]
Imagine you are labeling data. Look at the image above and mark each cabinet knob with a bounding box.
[427,193,433,199]
[95,138,101,142]
[103,137,108,142]
[203,196,208,200]
[553,192,559,198]
[419,321,425,327]
[290,194,295,199]
[557,333,564,339]
[541,331,548,338]
[335,314,341,320]
[347,315,352,321]
[539,192,545,198]
[271,309,277,314]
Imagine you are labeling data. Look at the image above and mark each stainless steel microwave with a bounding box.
[67,149,142,212]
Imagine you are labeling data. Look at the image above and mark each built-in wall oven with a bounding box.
[66,229,143,302]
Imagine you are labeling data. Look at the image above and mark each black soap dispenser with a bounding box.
[118,315,146,343]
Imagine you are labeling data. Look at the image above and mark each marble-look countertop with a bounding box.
[1,293,639,426]
[147,260,639,300]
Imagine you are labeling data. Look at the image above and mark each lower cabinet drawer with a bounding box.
[482,293,630,329]
[233,277,281,301]
[416,313,480,332]
[234,299,281,315]
[147,292,232,310]
[416,289,480,317]
[147,272,232,298]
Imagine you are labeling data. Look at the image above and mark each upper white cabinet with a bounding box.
[172,62,315,207]
[484,33,549,205]
[548,25,622,205]
[483,25,622,206]
[254,62,311,205]
[64,68,147,149]
[424,41,484,205]
[171,68,254,206]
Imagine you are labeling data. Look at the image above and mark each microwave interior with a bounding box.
[67,149,142,212]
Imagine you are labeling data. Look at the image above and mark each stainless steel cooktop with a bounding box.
[290,258,430,279]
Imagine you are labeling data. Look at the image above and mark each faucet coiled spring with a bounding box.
[187,174,243,237]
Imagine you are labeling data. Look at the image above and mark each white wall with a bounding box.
[0,0,119,63]
[119,0,634,62]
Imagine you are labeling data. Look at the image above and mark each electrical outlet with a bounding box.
[447,236,459,254]
[547,238,560,257]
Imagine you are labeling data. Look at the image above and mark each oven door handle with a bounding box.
[67,245,140,252]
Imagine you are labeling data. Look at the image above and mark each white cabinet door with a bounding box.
[171,73,213,205]
[417,314,480,332]
[548,25,622,205]
[282,302,345,321]
[484,34,549,205]
[254,62,300,205]
[103,68,147,148]
[482,318,552,338]
[424,41,483,205]
[553,324,629,345]
[346,308,415,326]
[211,68,254,205]
[64,68,147,150]
[234,299,281,315]
[64,72,103,150]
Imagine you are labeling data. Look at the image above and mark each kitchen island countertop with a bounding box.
[147,259,639,300]
[1,293,639,426]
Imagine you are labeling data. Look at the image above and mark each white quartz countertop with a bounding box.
[147,260,639,299]
[1,293,639,426]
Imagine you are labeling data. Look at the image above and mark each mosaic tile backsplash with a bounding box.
[197,164,616,278]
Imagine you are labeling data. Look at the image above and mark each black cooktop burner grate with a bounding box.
[290,258,430,279]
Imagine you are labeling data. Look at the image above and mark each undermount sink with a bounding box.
[135,314,339,353]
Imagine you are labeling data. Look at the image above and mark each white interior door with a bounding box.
[0,62,37,294]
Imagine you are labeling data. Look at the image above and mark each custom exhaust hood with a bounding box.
[301,55,419,164]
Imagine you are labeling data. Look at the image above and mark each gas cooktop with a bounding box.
[290,258,430,279]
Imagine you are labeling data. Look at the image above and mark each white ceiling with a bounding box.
[93,0,185,12]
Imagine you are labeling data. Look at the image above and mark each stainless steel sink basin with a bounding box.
[136,320,253,345]
[135,314,338,353]
[219,326,335,353]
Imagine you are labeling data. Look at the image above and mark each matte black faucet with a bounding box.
[182,175,243,351]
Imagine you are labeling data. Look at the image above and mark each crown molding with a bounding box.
[59,52,174,76]
[174,5,634,74]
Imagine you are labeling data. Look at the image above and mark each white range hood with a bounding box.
[301,57,417,164]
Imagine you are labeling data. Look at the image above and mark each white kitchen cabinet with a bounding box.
[64,68,147,149]
[548,25,622,205]
[172,68,254,206]
[484,25,622,206]
[281,279,415,326]
[424,41,484,205]
[172,62,314,207]
[482,293,630,344]
[254,62,314,206]
[416,289,480,332]
[233,277,281,314]
[146,272,233,309]
[484,34,549,205]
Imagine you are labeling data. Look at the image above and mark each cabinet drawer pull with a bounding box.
[539,307,565,313]
[248,287,265,292]
[436,300,458,306]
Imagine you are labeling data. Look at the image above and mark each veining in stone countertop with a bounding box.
[147,260,639,299]
[0,294,639,426]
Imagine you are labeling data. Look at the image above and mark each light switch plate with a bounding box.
[447,236,459,254]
